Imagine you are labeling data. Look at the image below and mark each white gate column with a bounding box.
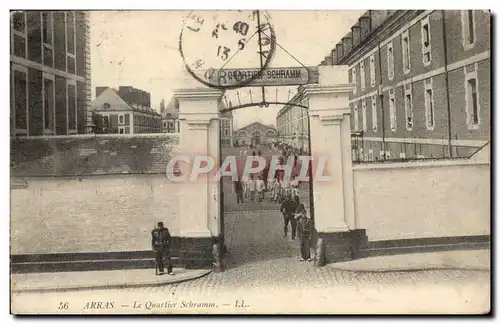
[175,87,223,269]
[302,66,365,264]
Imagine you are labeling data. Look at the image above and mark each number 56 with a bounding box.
[58,301,69,310]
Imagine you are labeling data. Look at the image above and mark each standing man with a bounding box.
[280,194,299,239]
[235,178,244,205]
[256,175,265,202]
[295,203,314,262]
[151,222,174,275]
[248,175,256,202]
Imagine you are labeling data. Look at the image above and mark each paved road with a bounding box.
[10,146,491,314]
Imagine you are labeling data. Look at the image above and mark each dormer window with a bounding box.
[103,103,110,109]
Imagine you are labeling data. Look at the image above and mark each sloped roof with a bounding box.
[11,135,180,177]
[162,97,179,119]
[235,122,276,133]
[91,88,132,112]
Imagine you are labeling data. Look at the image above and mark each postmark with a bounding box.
[178,10,277,90]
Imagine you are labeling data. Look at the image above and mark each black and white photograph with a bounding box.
[8,9,491,314]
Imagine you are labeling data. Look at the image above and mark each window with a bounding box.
[402,30,410,74]
[67,83,77,132]
[224,129,230,136]
[43,76,55,133]
[462,10,476,50]
[389,90,396,131]
[42,12,54,67]
[66,12,75,54]
[353,102,359,131]
[404,85,413,130]
[103,103,110,109]
[119,114,125,125]
[424,78,435,130]
[421,16,432,65]
[119,127,125,134]
[66,12,76,74]
[465,67,480,129]
[12,66,28,134]
[360,60,366,91]
[361,99,367,131]
[369,54,376,87]
[371,95,378,132]
[387,41,394,80]
[12,12,27,58]
[351,67,357,95]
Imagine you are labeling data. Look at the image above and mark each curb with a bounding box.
[325,265,490,273]
[12,269,212,294]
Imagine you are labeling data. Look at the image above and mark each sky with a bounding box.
[89,10,364,129]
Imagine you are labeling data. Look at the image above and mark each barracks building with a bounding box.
[278,10,490,161]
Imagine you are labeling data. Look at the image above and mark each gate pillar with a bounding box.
[175,87,223,269]
[301,66,367,264]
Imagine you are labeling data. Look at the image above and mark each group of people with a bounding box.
[232,150,302,205]
[280,193,315,262]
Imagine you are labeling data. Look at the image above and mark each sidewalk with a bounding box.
[327,249,490,272]
[11,268,211,293]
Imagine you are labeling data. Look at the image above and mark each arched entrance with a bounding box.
[174,57,356,270]
[251,130,261,146]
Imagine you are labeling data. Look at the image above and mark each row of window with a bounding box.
[12,65,79,135]
[12,12,79,73]
[352,73,481,133]
[351,11,477,94]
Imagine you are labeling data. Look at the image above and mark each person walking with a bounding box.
[267,176,275,201]
[234,178,244,205]
[295,203,314,262]
[290,176,300,199]
[248,175,256,202]
[256,175,265,202]
[151,222,173,275]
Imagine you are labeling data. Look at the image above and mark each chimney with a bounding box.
[160,99,165,113]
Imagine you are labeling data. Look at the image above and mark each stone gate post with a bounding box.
[174,87,223,269]
[301,66,367,264]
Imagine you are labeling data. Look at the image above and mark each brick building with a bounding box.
[90,86,162,134]
[278,10,490,161]
[10,11,92,136]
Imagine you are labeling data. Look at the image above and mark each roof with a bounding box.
[162,97,179,119]
[91,88,161,116]
[11,135,180,177]
[235,122,277,133]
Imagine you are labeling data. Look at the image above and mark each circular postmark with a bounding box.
[179,10,276,90]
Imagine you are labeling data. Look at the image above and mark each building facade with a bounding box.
[235,122,277,147]
[278,10,490,161]
[220,110,234,147]
[90,86,162,134]
[335,10,490,161]
[10,11,92,137]
[161,97,180,133]
[276,95,310,153]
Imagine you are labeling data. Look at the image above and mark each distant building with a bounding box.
[90,86,162,134]
[10,11,92,136]
[219,110,234,147]
[280,10,491,161]
[161,96,234,146]
[235,122,277,147]
[161,97,180,133]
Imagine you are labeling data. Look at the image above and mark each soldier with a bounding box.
[280,193,299,239]
[151,222,173,275]
[295,203,314,262]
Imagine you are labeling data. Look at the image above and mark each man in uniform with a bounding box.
[280,193,299,239]
[151,222,173,275]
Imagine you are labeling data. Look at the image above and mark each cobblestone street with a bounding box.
[11,146,490,314]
